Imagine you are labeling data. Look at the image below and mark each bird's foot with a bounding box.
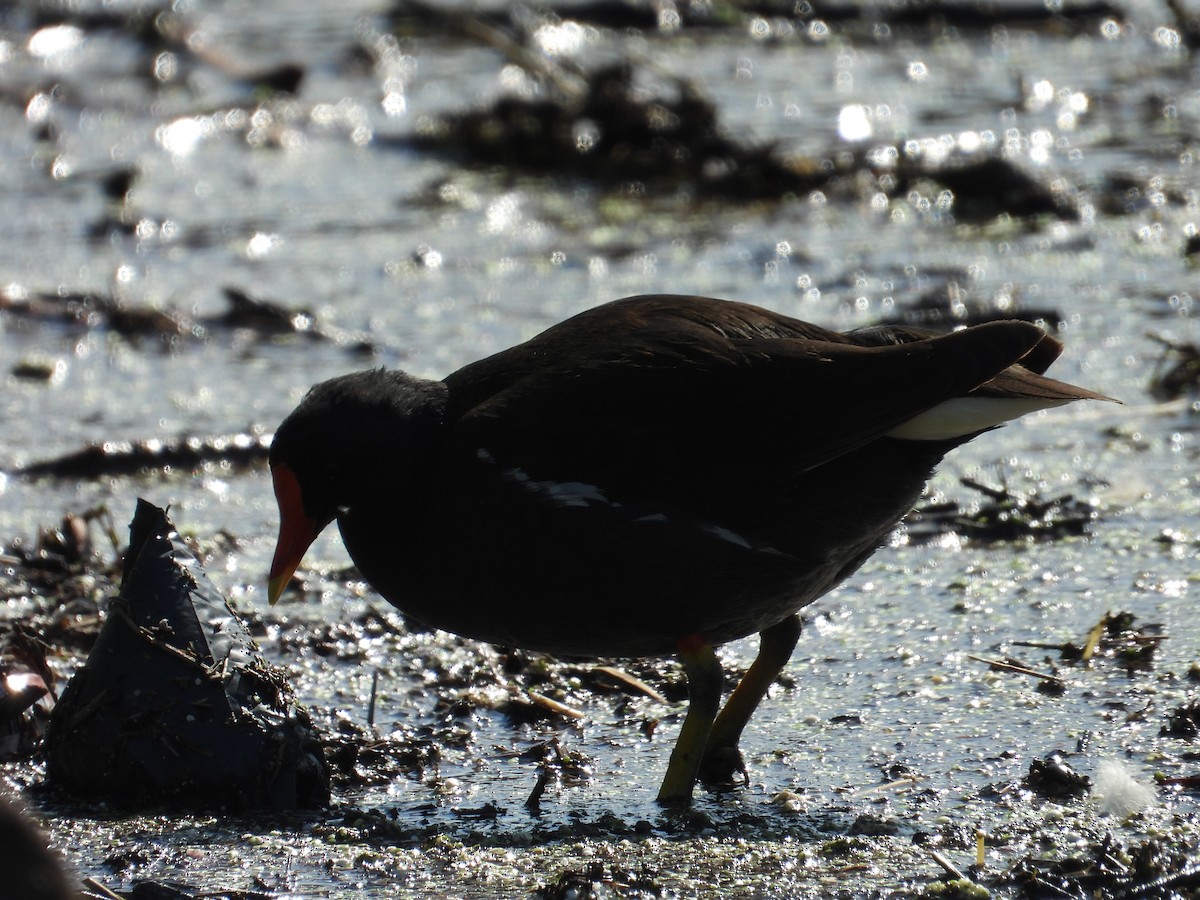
[655,637,724,806]
[697,743,749,788]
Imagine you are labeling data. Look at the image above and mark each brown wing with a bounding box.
[441,296,1074,507]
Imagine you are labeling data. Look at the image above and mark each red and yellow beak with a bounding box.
[267,463,321,605]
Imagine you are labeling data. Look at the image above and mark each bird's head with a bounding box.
[266,369,448,604]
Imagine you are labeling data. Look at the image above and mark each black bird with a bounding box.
[0,792,77,900]
[267,294,1111,803]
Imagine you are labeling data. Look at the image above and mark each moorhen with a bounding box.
[267,294,1111,804]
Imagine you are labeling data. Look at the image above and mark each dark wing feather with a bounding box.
[443,295,848,418]
[441,296,1055,510]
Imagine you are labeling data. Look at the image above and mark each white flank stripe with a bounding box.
[886,397,1071,441]
[502,467,610,507]
[703,524,754,549]
[636,514,788,556]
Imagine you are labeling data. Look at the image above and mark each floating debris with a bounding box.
[81,877,276,900]
[878,0,1122,33]
[3,508,110,574]
[590,664,668,703]
[1161,698,1200,739]
[1158,773,1200,791]
[390,0,1122,40]
[1006,833,1200,899]
[909,475,1102,545]
[0,630,55,762]
[891,155,1079,222]
[1082,611,1165,670]
[535,861,665,900]
[323,716,444,789]
[524,738,593,813]
[883,276,1065,331]
[9,357,67,383]
[98,166,138,203]
[0,288,191,343]
[15,431,272,480]
[219,285,319,335]
[1010,610,1166,668]
[217,286,379,352]
[966,654,1066,694]
[1023,751,1091,799]
[44,500,329,810]
[0,284,378,352]
[414,60,828,199]
[393,1,1100,214]
[1147,332,1200,402]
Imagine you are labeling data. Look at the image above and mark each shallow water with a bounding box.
[2,0,1199,896]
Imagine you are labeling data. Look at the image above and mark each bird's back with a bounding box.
[333,296,1107,656]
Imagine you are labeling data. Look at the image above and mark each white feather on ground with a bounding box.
[1092,759,1157,817]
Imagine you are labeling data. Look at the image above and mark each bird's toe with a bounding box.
[698,743,748,787]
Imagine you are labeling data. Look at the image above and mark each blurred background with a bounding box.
[1,0,1199,896]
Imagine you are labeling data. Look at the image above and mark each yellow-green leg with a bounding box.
[655,638,725,805]
[699,615,801,785]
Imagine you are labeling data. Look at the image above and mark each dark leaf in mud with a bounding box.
[1089,611,1165,671]
[44,499,329,810]
[2,510,107,594]
[846,813,900,836]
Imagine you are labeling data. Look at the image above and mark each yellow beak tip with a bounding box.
[268,462,318,606]
[267,573,290,606]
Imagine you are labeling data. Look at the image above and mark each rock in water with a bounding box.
[45,499,329,810]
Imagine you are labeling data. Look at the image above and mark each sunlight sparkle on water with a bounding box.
[27,24,83,58]
[157,116,211,156]
[534,21,590,56]
[246,233,282,259]
[837,105,873,142]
